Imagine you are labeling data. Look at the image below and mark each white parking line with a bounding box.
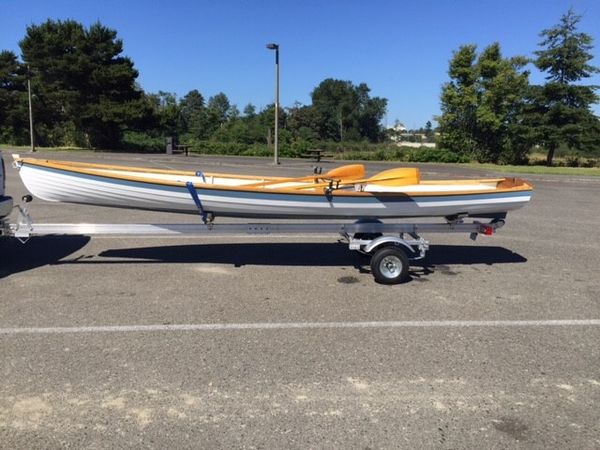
[0,320,599,335]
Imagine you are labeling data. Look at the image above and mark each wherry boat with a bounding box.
[13,157,532,220]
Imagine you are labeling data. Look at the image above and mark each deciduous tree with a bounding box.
[475,43,530,163]
[438,44,530,163]
[437,45,479,157]
[310,79,387,142]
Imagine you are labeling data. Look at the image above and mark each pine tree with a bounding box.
[528,9,599,165]
[19,20,148,148]
[0,51,28,144]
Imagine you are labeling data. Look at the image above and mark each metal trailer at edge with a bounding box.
[1,196,505,284]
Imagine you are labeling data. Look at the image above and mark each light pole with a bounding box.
[266,43,279,165]
[27,68,35,152]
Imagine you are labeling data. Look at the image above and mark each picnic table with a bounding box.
[301,149,334,162]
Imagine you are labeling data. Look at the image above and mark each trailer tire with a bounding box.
[370,246,410,284]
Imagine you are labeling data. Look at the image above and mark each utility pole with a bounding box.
[27,73,35,152]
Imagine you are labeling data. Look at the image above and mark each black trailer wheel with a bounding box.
[370,246,410,284]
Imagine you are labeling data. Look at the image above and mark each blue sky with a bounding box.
[1,0,599,128]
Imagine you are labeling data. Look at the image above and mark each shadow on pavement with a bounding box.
[409,244,528,281]
[88,242,527,273]
[2,240,527,281]
[421,244,527,265]
[0,236,90,279]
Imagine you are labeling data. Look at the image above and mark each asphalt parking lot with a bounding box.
[1,151,599,448]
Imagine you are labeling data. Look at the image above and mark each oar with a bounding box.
[294,174,418,191]
[243,164,365,188]
[293,167,421,191]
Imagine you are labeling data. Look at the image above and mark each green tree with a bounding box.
[438,44,530,163]
[475,43,530,163]
[287,102,320,141]
[243,103,257,118]
[0,51,28,144]
[147,91,182,137]
[437,45,479,157]
[255,104,286,146]
[424,120,433,140]
[311,79,387,142]
[177,90,213,139]
[206,92,231,135]
[19,19,148,148]
[355,83,388,142]
[526,9,599,165]
[245,104,272,143]
[180,90,204,114]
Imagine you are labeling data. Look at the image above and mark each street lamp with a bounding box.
[27,67,35,152]
[266,43,279,165]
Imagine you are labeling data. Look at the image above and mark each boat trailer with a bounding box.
[1,196,505,284]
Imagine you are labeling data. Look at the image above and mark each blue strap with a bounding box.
[185,181,207,223]
[195,171,206,182]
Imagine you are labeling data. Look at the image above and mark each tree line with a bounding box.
[1,12,599,166]
[0,19,387,152]
[437,9,599,165]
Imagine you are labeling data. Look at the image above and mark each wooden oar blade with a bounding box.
[322,164,365,180]
[366,168,421,186]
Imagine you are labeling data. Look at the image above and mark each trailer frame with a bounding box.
[1,197,506,284]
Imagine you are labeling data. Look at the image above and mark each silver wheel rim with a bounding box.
[379,255,402,279]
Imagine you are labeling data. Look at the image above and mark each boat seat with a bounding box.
[367,168,421,186]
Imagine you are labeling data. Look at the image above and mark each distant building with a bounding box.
[390,121,407,133]
[387,121,436,148]
[387,121,408,142]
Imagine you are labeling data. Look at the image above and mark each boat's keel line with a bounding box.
[1,320,599,336]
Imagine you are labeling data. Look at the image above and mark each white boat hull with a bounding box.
[18,163,532,219]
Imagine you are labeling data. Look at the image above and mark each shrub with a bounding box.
[582,158,599,168]
[121,131,165,153]
[241,144,272,157]
[406,148,469,163]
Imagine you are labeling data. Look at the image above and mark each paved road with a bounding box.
[1,151,599,449]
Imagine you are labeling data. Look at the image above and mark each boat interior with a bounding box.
[17,157,531,194]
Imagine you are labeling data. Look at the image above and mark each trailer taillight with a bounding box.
[481,225,494,236]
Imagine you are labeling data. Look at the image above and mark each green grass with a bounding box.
[465,163,600,177]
